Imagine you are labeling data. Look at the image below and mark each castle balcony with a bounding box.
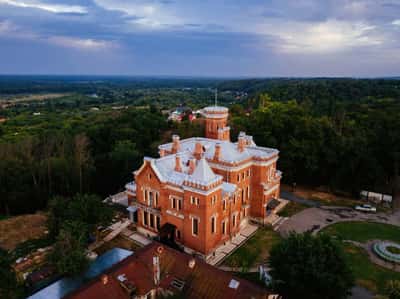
[129,199,161,215]
[262,171,282,192]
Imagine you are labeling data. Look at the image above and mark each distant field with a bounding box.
[0,93,71,103]
[0,213,48,251]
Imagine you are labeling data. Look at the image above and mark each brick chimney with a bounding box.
[175,154,182,172]
[194,141,203,160]
[214,142,221,161]
[238,132,246,152]
[101,275,108,285]
[188,159,196,174]
[172,135,180,153]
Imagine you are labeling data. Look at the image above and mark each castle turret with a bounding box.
[202,106,230,141]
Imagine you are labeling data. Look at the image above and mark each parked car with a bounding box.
[355,204,377,213]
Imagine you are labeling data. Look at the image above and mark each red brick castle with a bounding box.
[125,105,282,259]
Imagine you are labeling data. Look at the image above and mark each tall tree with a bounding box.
[49,221,89,276]
[269,233,354,299]
[74,134,90,193]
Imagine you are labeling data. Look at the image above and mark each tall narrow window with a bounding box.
[155,192,159,206]
[221,221,226,235]
[143,211,148,226]
[211,216,216,234]
[144,190,148,202]
[178,199,182,210]
[150,213,154,228]
[192,218,199,236]
[171,197,176,209]
[222,199,226,211]
[232,214,236,227]
[156,216,161,230]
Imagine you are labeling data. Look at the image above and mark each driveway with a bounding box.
[278,206,400,236]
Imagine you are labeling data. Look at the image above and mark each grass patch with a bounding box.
[387,246,400,255]
[343,244,400,295]
[277,201,308,217]
[321,221,400,243]
[224,227,281,268]
[0,215,10,221]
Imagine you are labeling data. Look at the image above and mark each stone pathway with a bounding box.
[129,232,152,246]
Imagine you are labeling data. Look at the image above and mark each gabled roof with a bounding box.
[28,248,133,299]
[190,158,216,184]
[147,151,222,189]
[65,242,273,299]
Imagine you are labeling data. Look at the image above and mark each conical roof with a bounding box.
[191,158,216,183]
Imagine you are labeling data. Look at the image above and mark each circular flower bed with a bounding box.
[373,241,400,264]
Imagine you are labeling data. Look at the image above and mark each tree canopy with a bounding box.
[269,233,354,299]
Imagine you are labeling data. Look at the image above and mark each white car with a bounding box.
[355,204,377,213]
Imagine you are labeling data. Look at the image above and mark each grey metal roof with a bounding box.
[27,248,133,299]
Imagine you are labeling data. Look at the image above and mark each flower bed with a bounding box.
[373,241,400,264]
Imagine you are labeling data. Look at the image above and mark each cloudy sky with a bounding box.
[0,0,399,77]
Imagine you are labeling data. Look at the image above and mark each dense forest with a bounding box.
[0,77,399,215]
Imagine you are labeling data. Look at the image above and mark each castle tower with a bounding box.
[203,106,230,140]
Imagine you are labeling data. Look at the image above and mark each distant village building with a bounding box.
[168,106,196,122]
[360,190,392,203]
[125,105,282,259]
[65,242,278,299]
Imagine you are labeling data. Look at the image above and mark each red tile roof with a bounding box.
[65,242,272,299]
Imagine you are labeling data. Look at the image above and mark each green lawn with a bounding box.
[321,221,400,243]
[223,227,281,268]
[343,244,400,295]
[277,201,308,217]
[321,221,400,296]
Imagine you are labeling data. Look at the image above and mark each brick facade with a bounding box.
[126,106,281,257]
